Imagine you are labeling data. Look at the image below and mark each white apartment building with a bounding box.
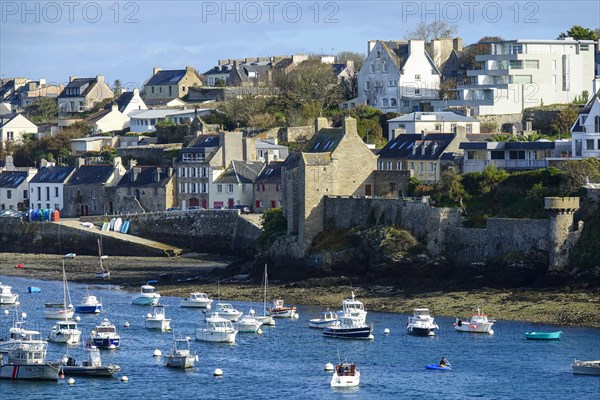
[571,90,600,159]
[357,40,441,113]
[387,111,480,140]
[129,108,211,133]
[433,38,597,115]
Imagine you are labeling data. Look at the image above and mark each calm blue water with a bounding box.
[0,275,598,399]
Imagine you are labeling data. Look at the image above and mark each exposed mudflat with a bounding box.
[1,253,598,327]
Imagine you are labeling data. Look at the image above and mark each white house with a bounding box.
[433,38,597,115]
[0,156,37,210]
[210,160,263,209]
[357,39,441,113]
[0,114,38,144]
[84,104,130,134]
[571,90,600,159]
[129,108,211,133]
[110,88,147,116]
[28,164,76,211]
[70,136,116,155]
[387,111,480,140]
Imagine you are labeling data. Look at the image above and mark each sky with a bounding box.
[1,0,599,89]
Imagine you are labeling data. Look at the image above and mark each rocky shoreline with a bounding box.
[1,252,598,328]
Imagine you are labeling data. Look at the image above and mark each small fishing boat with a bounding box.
[337,292,367,323]
[165,335,197,369]
[406,308,439,336]
[0,340,60,381]
[323,316,374,340]
[44,263,74,320]
[90,318,120,349]
[0,317,47,354]
[195,313,238,343]
[0,282,19,305]
[211,303,243,322]
[28,286,41,294]
[235,310,263,333]
[454,307,495,334]
[571,359,600,375]
[331,362,360,388]
[309,309,339,329]
[180,292,213,309]
[132,283,161,306]
[524,331,563,340]
[95,238,110,279]
[61,345,121,377]
[267,299,298,318]
[48,320,82,344]
[425,364,452,371]
[145,306,171,331]
[75,289,102,314]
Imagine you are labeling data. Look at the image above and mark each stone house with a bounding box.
[143,66,202,106]
[57,75,114,113]
[115,165,175,213]
[62,158,126,217]
[357,40,441,113]
[253,161,283,212]
[211,160,263,209]
[0,113,38,144]
[282,117,377,253]
[19,79,64,108]
[571,89,600,159]
[28,164,76,211]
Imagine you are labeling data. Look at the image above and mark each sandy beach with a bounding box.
[1,252,598,328]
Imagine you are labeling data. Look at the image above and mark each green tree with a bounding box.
[559,25,599,40]
[434,166,468,211]
[480,165,509,194]
[551,107,578,138]
[560,158,600,194]
[25,97,58,122]
[257,207,287,248]
[112,80,123,97]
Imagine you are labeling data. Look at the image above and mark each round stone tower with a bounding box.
[544,197,581,270]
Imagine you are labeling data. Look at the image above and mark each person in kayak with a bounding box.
[440,357,449,367]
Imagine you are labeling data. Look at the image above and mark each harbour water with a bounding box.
[1,275,598,399]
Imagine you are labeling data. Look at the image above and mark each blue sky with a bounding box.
[1,0,599,89]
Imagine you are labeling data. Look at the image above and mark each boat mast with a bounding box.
[263,264,268,317]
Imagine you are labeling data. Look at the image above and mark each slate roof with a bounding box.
[146,70,186,86]
[388,111,478,123]
[0,80,14,98]
[254,161,283,184]
[378,134,455,160]
[117,166,172,187]
[0,171,28,188]
[104,91,135,112]
[66,165,114,185]
[203,65,233,76]
[379,40,440,75]
[58,78,97,98]
[30,166,75,183]
[304,128,344,153]
[215,160,263,184]
[459,141,556,150]
[302,152,331,166]
[84,109,111,124]
[181,135,220,154]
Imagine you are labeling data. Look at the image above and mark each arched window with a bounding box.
[382,98,389,107]
[376,50,381,58]
[390,98,397,107]
[595,116,600,133]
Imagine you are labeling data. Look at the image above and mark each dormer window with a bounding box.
[376,50,381,58]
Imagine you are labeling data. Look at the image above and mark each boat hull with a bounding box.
[407,326,436,336]
[44,309,74,320]
[48,331,81,344]
[454,322,494,334]
[425,364,452,371]
[524,331,563,340]
[145,319,171,331]
[61,365,121,377]
[330,371,360,387]
[0,363,60,380]
[165,355,195,369]
[0,294,19,305]
[235,320,262,333]
[195,330,237,343]
[309,319,338,329]
[180,300,212,308]
[132,296,160,306]
[255,316,275,326]
[91,337,120,349]
[323,327,374,340]
[75,305,102,314]
[267,308,296,318]
[572,360,600,376]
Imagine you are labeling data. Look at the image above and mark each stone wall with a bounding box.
[282,126,314,143]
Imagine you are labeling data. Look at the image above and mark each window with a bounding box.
[524,60,539,69]
[415,74,421,81]
[512,75,532,84]
[509,60,523,69]
[414,88,420,96]
[151,87,155,94]
[466,124,472,134]
[23,189,28,199]
[386,161,392,170]
[382,62,387,72]
[241,184,246,193]
[46,187,50,201]
[202,183,208,193]
[509,150,525,159]
[390,98,397,107]
[376,50,381,58]
[275,184,281,192]
[227,184,234,193]
[379,161,384,170]
[217,184,222,193]
[552,60,557,70]
[369,64,375,73]
[365,81,370,90]
[255,200,260,208]
[54,187,59,197]
[552,75,557,85]
[586,139,595,150]
[6,190,11,199]
[182,86,186,92]
[382,98,389,107]
[595,116,600,133]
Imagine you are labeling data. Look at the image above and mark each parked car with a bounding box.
[188,206,204,210]
[233,205,251,214]
[166,207,181,212]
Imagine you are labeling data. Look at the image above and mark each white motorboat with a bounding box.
[180,292,213,308]
[90,318,120,349]
[195,313,238,343]
[309,309,339,329]
[75,290,102,314]
[571,359,600,375]
[212,303,243,322]
[165,335,197,369]
[267,299,298,318]
[323,316,374,340]
[132,283,161,306]
[454,308,495,334]
[235,310,263,333]
[145,306,171,331]
[0,319,47,354]
[407,308,439,336]
[0,281,19,305]
[0,335,59,380]
[44,263,74,320]
[61,345,121,377]
[337,292,367,323]
[331,362,360,388]
[48,320,82,344]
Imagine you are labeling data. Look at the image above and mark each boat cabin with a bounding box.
[190,293,209,300]
[272,299,285,309]
[336,363,356,376]
[414,308,431,317]
[141,285,157,294]
[96,324,116,334]
[56,321,78,330]
[217,303,235,311]
[8,348,47,364]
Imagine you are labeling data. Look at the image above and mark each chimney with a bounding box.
[186,65,194,73]
[40,159,49,168]
[76,157,85,168]
[96,75,105,84]
[153,67,161,75]
[5,155,14,171]
[133,88,139,95]
[129,159,137,168]
[412,143,417,155]
[155,167,161,182]
[368,40,377,54]
[132,167,141,181]
[315,117,329,133]
[69,76,77,83]
[111,103,118,112]
[39,78,46,86]
[345,60,354,69]
[408,40,425,56]
[453,37,463,51]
